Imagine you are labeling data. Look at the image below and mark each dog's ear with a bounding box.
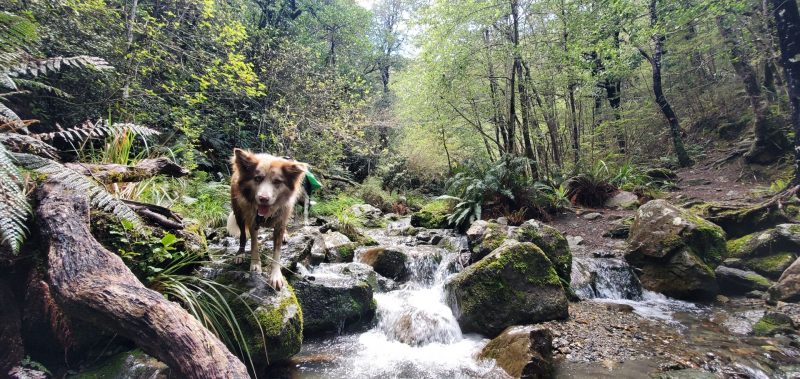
[233,148,257,171]
[282,162,306,184]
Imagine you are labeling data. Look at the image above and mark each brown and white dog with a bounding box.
[227,148,307,289]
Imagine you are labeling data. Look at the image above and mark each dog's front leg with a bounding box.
[269,225,286,289]
[249,223,262,273]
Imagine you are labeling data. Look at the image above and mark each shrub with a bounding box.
[565,161,618,207]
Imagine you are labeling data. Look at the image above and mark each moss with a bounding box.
[744,252,795,278]
[251,286,303,361]
[476,242,561,287]
[72,350,136,378]
[411,199,455,229]
[511,222,572,284]
[335,244,356,262]
[753,313,795,336]
[726,233,755,257]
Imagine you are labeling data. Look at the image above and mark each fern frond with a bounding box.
[12,78,72,98]
[0,12,37,56]
[0,73,17,90]
[12,153,145,231]
[0,143,30,253]
[32,119,159,142]
[0,101,21,124]
[8,56,113,78]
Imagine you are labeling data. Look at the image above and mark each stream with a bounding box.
[252,224,800,378]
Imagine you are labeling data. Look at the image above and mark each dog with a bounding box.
[227,148,307,289]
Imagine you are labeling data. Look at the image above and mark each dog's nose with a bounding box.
[258,195,271,203]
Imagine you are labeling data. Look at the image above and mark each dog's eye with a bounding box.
[273,179,284,186]
[254,175,264,183]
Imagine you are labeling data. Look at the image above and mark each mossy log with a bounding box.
[64,157,189,184]
[34,180,248,379]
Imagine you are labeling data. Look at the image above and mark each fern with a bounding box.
[12,78,72,98]
[6,56,113,78]
[32,119,159,142]
[12,153,145,231]
[0,143,29,252]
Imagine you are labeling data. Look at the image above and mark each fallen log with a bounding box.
[35,181,249,379]
[64,158,189,184]
[122,199,184,230]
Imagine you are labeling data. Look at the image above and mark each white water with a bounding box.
[293,236,506,378]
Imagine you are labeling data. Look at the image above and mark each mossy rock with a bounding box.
[359,246,408,281]
[715,266,773,295]
[626,200,726,300]
[411,199,455,229]
[71,349,169,379]
[467,221,509,263]
[445,241,568,337]
[479,325,554,378]
[743,253,796,279]
[753,312,795,336]
[768,256,800,303]
[511,220,572,285]
[211,271,303,367]
[690,200,796,239]
[645,167,677,181]
[291,266,376,336]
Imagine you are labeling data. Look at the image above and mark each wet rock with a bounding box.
[386,217,416,236]
[410,199,455,229]
[321,231,357,263]
[655,368,717,379]
[415,229,447,245]
[445,241,568,337]
[511,220,572,285]
[467,220,509,262]
[745,290,766,299]
[714,266,773,295]
[8,367,47,379]
[753,312,796,336]
[605,191,639,210]
[571,257,643,300]
[210,271,303,365]
[479,325,554,379]
[603,217,634,239]
[280,229,316,272]
[769,256,800,303]
[725,225,800,280]
[292,265,376,336]
[309,261,396,293]
[359,246,408,281]
[626,200,726,301]
[70,349,170,379]
[582,212,603,221]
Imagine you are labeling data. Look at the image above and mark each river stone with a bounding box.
[292,265,376,336]
[467,220,509,262]
[768,256,800,303]
[410,199,455,229]
[582,212,603,220]
[714,266,773,295]
[571,257,643,300]
[605,191,639,210]
[479,325,554,379]
[626,199,726,300]
[350,203,382,220]
[511,220,572,284]
[280,229,316,272]
[321,231,357,263]
[445,241,568,337]
[725,224,800,280]
[211,271,302,366]
[387,217,417,236]
[359,246,408,281]
[752,312,796,336]
[70,349,170,379]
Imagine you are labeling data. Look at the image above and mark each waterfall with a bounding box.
[571,257,644,300]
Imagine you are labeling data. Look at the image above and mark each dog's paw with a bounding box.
[268,269,286,290]
[233,254,245,264]
[249,261,263,273]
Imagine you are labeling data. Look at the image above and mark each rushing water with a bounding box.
[287,232,507,379]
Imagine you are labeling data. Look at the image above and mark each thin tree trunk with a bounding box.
[769,0,800,183]
[717,14,788,163]
[484,29,509,153]
[642,0,692,167]
[568,84,579,166]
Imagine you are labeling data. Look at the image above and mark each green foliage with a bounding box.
[128,172,230,229]
[565,161,618,207]
[310,193,362,217]
[111,219,182,281]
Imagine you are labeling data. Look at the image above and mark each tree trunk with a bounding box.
[484,29,509,153]
[516,60,538,178]
[717,14,789,163]
[568,84,580,166]
[63,158,189,184]
[770,0,800,183]
[645,0,692,167]
[0,278,23,374]
[35,181,249,379]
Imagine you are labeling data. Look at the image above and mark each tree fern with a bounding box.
[12,153,145,232]
[0,143,29,252]
[32,119,160,142]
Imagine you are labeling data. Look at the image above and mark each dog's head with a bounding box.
[232,148,307,216]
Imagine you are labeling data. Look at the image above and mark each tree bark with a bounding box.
[484,29,509,153]
[770,0,800,183]
[35,181,249,379]
[64,158,189,184]
[0,278,23,374]
[643,0,692,167]
[717,14,789,163]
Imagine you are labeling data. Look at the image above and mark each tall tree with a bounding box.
[638,0,693,167]
[769,0,800,183]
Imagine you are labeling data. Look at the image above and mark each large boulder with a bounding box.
[321,231,357,263]
[358,246,408,281]
[445,241,568,337]
[626,200,727,300]
[714,266,773,295]
[466,221,509,262]
[292,264,376,336]
[211,271,303,367]
[411,199,455,229]
[726,224,800,279]
[768,256,800,303]
[511,220,572,284]
[604,191,639,210]
[479,325,554,379]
